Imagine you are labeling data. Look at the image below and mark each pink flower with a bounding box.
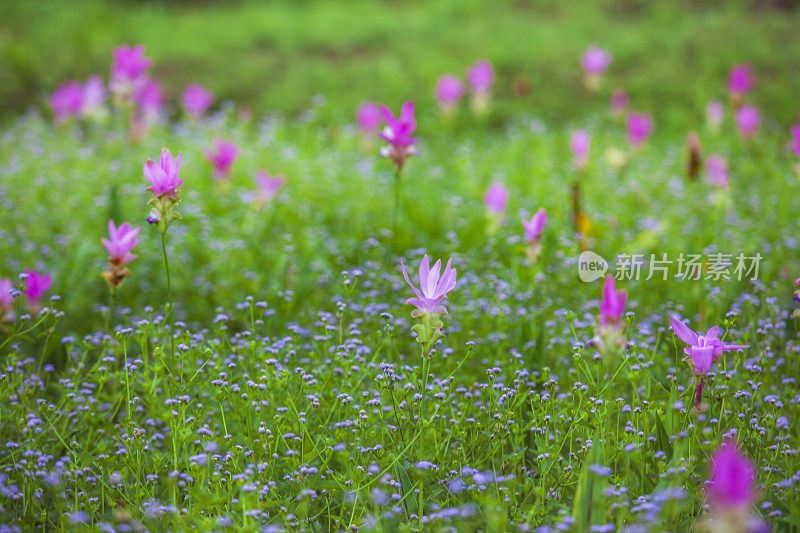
[144,148,183,198]
[610,89,629,114]
[82,76,106,109]
[111,45,152,85]
[255,170,286,203]
[581,46,612,75]
[669,315,748,376]
[379,101,418,169]
[0,278,13,314]
[50,81,85,123]
[706,154,729,189]
[735,105,760,139]
[522,208,547,243]
[356,102,382,134]
[23,271,52,306]
[401,255,457,317]
[467,60,494,94]
[571,130,591,170]
[483,183,509,215]
[789,124,800,159]
[435,74,464,107]
[707,441,756,510]
[706,100,724,126]
[727,64,754,97]
[182,84,214,117]
[134,77,163,114]
[626,112,653,147]
[205,139,240,180]
[102,220,140,266]
[599,275,627,328]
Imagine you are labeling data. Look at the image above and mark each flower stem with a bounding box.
[160,231,178,386]
[392,166,402,243]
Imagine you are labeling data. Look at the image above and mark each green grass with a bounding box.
[2,0,800,131]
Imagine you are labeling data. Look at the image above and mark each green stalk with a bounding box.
[161,232,178,386]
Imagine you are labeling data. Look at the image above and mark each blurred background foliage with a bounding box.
[1,0,800,131]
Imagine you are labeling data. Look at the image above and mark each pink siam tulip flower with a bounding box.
[110,45,151,100]
[23,271,52,309]
[102,220,140,266]
[727,64,754,98]
[0,278,13,319]
[707,441,756,510]
[483,183,509,215]
[707,100,724,127]
[144,148,183,198]
[50,81,85,123]
[706,154,729,190]
[134,77,163,114]
[205,139,240,180]
[401,255,457,317]
[522,208,547,262]
[467,59,494,94]
[182,84,214,118]
[789,124,800,159]
[379,101,418,170]
[111,45,152,85]
[356,102,382,135]
[610,89,629,115]
[254,170,286,204]
[669,315,749,375]
[735,105,759,140]
[626,112,653,148]
[522,209,547,244]
[599,275,627,329]
[571,130,591,170]
[581,46,612,75]
[435,74,464,112]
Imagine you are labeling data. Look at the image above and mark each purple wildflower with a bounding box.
[728,64,754,97]
[435,74,464,111]
[356,102,382,134]
[379,101,417,170]
[669,315,748,376]
[626,113,653,147]
[581,46,612,75]
[144,148,183,198]
[182,84,214,118]
[467,60,494,94]
[400,255,457,317]
[735,105,760,140]
[254,170,286,204]
[23,271,52,308]
[483,183,509,215]
[102,220,140,266]
[205,139,239,180]
[599,275,627,329]
[707,441,756,509]
[571,130,591,170]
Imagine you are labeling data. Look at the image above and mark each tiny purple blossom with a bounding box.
[205,139,239,180]
[669,315,748,376]
[356,102,382,133]
[706,100,724,126]
[735,105,760,139]
[707,441,756,510]
[182,84,214,117]
[435,74,464,107]
[727,64,754,97]
[102,220,140,266]
[467,60,494,93]
[144,148,183,198]
[706,154,729,189]
[483,183,509,215]
[255,171,286,204]
[521,208,547,244]
[599,275,626,328]
[50,81,84,123]
[23,271,52,306]
[401,255,457,316]
[571,130,591,170]
[626,112,653,147]
[581,46,612,75]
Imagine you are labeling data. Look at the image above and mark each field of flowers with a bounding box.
[2,2,800,532]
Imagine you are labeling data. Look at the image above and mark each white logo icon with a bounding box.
[578,251,608,282]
